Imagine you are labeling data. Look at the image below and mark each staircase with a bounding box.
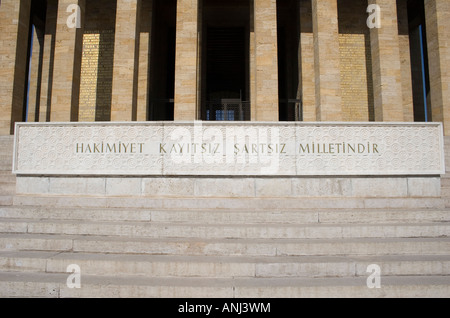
[0,135,449,298]
[441,136,450,209]
[0,137,14,207]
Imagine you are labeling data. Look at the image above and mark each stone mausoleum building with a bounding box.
[0,0,449,131]
[0,0,450,298]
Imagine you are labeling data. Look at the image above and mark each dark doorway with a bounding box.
[201,0,250,121]
[407,0,431,122]
[277,0,301,121]
[205,27,247,121]
[148,0,176,121]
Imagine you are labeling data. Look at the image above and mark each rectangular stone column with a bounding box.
[253,0,279,121]
[369,0,404,122]
[39,0,58,123]
[425,0,450,135]
[312,0,342,121]
[174,0,199,121]
[137,0,153,122]
[300,0,316,122]
[250,1,256,121]
[50,0,85,122]
[111,0,141,122]
[0,0,31,135]
[397,0,414,122]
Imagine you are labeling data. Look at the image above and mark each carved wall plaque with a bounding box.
[13,122,445,176]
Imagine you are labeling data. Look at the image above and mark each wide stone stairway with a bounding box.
[0,135,449,298]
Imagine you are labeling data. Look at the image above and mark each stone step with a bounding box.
[441,190,450,200]
[1,251,449,278]
[1,218,449,239]
[0,271,448,298]
[0,155,13,163]
[0,234,73,252]
[0,206,152,222]
[1,234,448,257]
[0,176,16,184]
[0,196,12,206]
[0,170,14,175]
[0,165,13,172]
[0,183,15,194]
[0,147,14,153]
[12,195,445,210]
[1,206,449,224]
[441,178,450,188]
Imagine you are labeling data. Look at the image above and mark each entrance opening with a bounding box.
[201,0,250,121]
[148,0,176,121]
[407,0,431,122]
[205,27,247,121]
[277,0,302,122]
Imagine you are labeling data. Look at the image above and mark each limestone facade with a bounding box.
[425,0,450,135]
[312,0,342,121]
[369,0,404,122]
[0,0,449,134]
[173,0,199,121]
[0,0,31,135]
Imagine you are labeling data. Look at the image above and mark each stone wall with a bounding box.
[338,0,374,122]
[425,0,450,136]
[79,0,116,122]
[0,0,31,135]
[15,176,441,200]
[312,0,342,121]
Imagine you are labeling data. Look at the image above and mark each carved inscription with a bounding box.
[13,123,445,176]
